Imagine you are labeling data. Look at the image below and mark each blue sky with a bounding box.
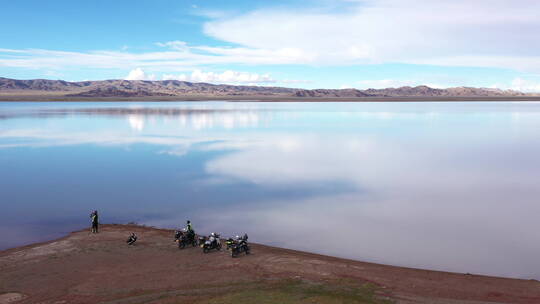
[1,0,540,91]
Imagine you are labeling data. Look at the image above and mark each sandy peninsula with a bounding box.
[1,224,539,304]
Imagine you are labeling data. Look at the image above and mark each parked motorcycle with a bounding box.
[225,237,235,250]
[175,229,197,249]
[230,234,250,258]
[198,235,207,246]
[202,233,221,253]
[174,230,182,241]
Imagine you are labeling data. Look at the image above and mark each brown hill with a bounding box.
[0,77,535,99]
[363,85,529,97]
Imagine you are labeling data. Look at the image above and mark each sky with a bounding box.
[1,0,540,91]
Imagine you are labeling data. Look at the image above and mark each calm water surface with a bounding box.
[1,101,539,279]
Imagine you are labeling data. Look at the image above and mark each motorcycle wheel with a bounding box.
[231,249,237,258]
[203,247,209,253]
[179,242,186,249]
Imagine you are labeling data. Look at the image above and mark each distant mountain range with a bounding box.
[0,77,535,99]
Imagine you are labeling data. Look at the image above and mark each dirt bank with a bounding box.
[1,225,539,304]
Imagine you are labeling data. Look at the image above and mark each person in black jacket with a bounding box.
[186,220,195,243]
[186,220,193,233]
[127,233,137,245]
[90,210,99,233]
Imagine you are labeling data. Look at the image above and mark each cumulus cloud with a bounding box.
[162,69,275,84]
[490,78,540,93]
[509,78,540,93]
[125,68,156,80]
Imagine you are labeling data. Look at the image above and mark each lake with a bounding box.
[1,101,539,279]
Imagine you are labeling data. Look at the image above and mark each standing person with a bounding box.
[186,220,195,243]
[186,220,193,233]
[90,210,99,233]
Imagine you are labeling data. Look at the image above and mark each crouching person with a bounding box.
[127,233,137,245]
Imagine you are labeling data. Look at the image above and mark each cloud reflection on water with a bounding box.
[202,134,540,279]
[1,102,540,279]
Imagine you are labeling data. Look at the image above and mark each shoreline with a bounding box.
[2,224,539,303]
[2,95,540,102]
[0,224,530,281]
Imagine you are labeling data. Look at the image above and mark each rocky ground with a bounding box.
[1,224,539,304]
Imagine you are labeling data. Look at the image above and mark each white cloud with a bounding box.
[1,0,540,76]
[125,68,156,80]
[0,43,312,73]
[203,0,540,71]
[490,78,540,93]
[162,69,275,84]
[509,78,540,93]
[155,40,188,51]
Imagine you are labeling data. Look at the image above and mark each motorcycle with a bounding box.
[175,229,197,249]
[202,233,221,253]
[198,235,207,246]
[174,230,182,242]
[225,237,235,250]
[230,234,250,258]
